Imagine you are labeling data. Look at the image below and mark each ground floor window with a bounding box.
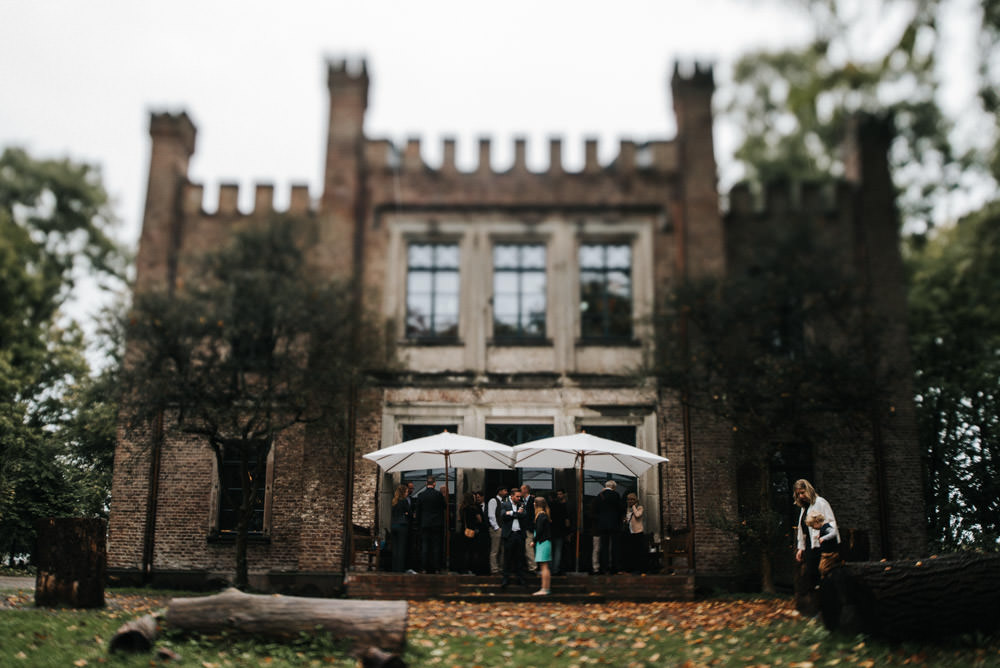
[581,425,638,498]
[400,424,459,529]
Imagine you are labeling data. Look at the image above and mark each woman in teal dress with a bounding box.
[532,497,552,596]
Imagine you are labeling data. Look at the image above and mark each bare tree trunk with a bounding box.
[165,588,408,651]
[760,548,776,594]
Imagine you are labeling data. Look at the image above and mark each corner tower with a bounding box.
[318,58,369,279]
[671,63,725,279]
[136,112,196,292]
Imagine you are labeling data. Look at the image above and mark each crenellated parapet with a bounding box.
[671,61,714,89]
[726,179,857,219]
[361,135,679,175]
[182,182,314,217]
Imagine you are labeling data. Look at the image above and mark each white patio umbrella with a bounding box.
[513,432,668,573]
[363,431,514,571]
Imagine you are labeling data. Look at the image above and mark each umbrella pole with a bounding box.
[444,453,451,573]
[576,459,583,574]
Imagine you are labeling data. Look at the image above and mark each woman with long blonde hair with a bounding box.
[532,496,552,596]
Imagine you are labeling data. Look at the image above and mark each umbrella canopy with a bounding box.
[363,431,513,572]
[513,432,667,573]
[512,432,667,477]
[363,431,515,472]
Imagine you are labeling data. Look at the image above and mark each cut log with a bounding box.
[821,552,1000,640]
[164,588,408,652]
[360,645,408,667]
[109,614,159,653]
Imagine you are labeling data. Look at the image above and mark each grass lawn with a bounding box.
[2,587,999,667]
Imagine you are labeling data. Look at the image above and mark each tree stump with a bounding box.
[34,517,106,608]
[164,588,408,651]
[821,552,1000,640]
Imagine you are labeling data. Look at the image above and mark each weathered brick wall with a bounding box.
[107,422,154,571]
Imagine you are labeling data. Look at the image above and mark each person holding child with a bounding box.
[793,479,840,588]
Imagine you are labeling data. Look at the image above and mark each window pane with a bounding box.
[494,271,519,295]
[521,271,546,296]
[434,272,459,294]
[493,295,519,319]
[607,245,631,268]
[407,271,432,294]
[219,441,268,534]
[521,245,546,268]
[494,245,519,268]
[492,244,547,339]
[578,243,632,339]
[407,243,459,340]
[579,245,603,268]
[435,244,459,267]
[408,244,432,266]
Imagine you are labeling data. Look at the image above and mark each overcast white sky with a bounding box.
[0,0,985,332]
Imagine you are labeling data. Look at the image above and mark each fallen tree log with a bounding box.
[821,552,1000,640]
[164,588,408,652]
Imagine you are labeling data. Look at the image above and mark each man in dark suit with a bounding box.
[549,488,570,575]
[416,476,446,573]
[592,479,624,574]
[500,488,528,588]
[473,490,490,574]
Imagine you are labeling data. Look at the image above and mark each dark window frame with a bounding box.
[579,242,633,341]
[216,438,270,536]
[492,243,547,342]
[405,242,460,341]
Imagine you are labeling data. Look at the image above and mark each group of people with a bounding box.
[590,480,648,574]
[389,474,842,599]
[388,476,652,582]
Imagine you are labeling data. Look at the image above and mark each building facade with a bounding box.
[107,60,926,593]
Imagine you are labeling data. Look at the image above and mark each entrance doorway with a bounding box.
[483,424,554,497]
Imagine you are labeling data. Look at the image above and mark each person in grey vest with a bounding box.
[487,486,508,575]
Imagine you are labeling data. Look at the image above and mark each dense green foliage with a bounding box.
[122,221,389,587]
[725,0,999,237]
[0,148,125,563]
[908,202,1000,549]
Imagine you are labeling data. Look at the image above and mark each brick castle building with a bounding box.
[107,59,926,593]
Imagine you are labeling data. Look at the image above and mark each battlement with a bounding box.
[726,179,857,218]
[149,111,196,155]
[183,181,313,217]
[363,136,678,175]
[327,57,369,89]
[671,61,714,88]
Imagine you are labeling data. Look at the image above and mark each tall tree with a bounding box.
[0,147,126,563]
[723,0,998,238]
[122,220,389,588]
[908,202,1000,549]
[656,220,893,591]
